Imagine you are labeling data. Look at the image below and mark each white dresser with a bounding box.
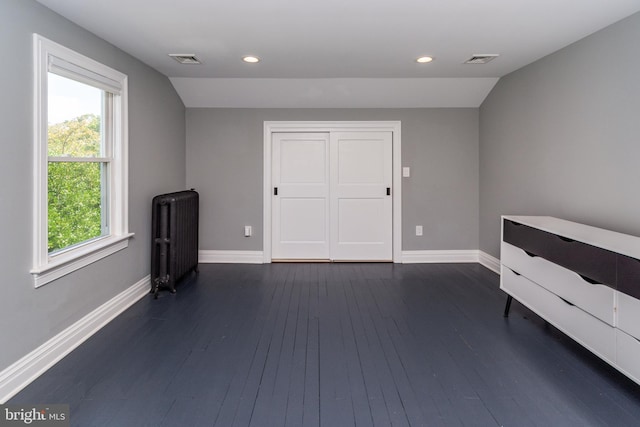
[500,215,640,384]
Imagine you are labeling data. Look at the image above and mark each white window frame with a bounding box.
[31,34,132,287]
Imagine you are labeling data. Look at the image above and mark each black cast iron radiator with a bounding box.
[150,189,199,298]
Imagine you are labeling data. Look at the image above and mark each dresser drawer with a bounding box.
[615,329,640,385]
[503,219,617,288]
[501,242,615,325]
[616,291,640,340]
[618,255,640,300]
[501,266,615,363]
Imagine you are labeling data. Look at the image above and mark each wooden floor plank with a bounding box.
[318,278,356,427]
[336,281,374,427]
[302,273,321,427]
[284,273,310,427]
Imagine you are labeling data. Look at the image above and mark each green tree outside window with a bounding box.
[47,114,104,252]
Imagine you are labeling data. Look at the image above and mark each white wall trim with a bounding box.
[199,250,264,264]
[263,121,402,264]
[402,250,481,264]
[199,249,502,271]
[479,251,501,274]
[0,275,150,403]
[402,250,501,274]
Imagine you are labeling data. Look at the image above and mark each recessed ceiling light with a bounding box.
[242,56,260,63]
[416,56,434,63]
[168,54,201,64]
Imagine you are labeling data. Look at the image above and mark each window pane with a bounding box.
[48,162,107,253]
[48,73,103,157]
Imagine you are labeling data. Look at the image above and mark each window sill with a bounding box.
[31,233,134,288]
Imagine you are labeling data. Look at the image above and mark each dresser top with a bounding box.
[502,216,640,259]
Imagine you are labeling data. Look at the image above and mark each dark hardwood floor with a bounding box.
[10,263,640,426]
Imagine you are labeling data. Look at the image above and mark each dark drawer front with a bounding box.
[503,219,617,288]
[618,255,640,300]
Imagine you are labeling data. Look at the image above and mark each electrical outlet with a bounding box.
[244,225,252,237]
[416,225,423,236]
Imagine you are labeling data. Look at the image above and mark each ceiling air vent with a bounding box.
[464,54,499,64]
[168,54,201,64]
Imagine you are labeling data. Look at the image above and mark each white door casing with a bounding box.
[263,121,402,263]
[271,133,330,260]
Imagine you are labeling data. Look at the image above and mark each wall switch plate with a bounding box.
[416,225,423,236]
[244,225,252,237]
[403,167,410,177]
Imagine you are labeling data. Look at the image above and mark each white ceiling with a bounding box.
[36,0,640,107]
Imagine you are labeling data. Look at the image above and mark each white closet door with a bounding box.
[272,133,330,260]
[330,131,393,261]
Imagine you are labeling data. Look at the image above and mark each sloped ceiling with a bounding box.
[36,0,640,107]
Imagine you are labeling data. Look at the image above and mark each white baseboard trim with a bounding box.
[402,250,480,264]
[198,249,500,271]
[0,275,150,404]
[199,250,264,264]
[401,249,501,274]
[479,251,501,274]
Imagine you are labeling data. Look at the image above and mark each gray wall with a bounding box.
[479,12,640,258]
[186,108,479,252]
[0,0,185,371]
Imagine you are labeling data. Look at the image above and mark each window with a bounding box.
[32,34,132,287]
